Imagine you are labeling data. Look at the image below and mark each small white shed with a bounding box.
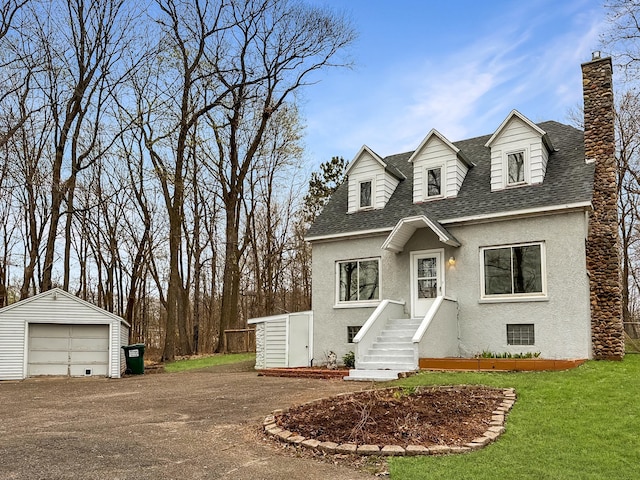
[0,288,130,380]
[248,311,313,369]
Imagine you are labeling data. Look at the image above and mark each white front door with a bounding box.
[411,251,443,318]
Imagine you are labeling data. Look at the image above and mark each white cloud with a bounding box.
[301,0,609,168]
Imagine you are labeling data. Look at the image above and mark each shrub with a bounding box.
[343,351,355,368]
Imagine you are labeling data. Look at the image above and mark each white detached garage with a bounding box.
[0,288,130,380]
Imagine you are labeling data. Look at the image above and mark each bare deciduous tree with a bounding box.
[206,0,355,350]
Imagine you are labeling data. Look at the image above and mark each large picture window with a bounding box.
[482,243,544,298]
[338,258,380,303]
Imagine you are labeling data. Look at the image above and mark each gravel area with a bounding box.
[0,361,372,480]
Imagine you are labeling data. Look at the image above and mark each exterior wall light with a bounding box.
[448,256,456,267]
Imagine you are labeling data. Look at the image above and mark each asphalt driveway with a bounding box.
[0,361,373,480]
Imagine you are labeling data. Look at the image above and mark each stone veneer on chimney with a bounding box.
[582,54,624,360]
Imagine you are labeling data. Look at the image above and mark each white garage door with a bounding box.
[28,324,109,377]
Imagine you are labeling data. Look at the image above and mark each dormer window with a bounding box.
[426,167,442,198]
[507,151,526,185]
[409,129,472,203]
[486,110,554,192]
[359,180,372,209]
[345,146,404,213]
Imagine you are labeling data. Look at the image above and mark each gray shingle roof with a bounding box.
[306,121,594,239]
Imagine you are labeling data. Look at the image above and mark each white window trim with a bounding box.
[479,242,547,302]
[335,257,381,307]
[504,148,529,187]
[424,165,444,200]
[358,178,375,210]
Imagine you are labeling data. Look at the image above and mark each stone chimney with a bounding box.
[582,53,624,360]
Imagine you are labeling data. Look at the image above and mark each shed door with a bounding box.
[28,324,109,377]
[288,316,310,368]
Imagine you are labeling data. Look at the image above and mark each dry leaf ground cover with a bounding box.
[277,386,505,448]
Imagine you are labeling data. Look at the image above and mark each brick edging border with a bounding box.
[262,386,516,456]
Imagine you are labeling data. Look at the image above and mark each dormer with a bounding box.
[485,110,555,191]
[345,146,405,213]
[408,129,473,203]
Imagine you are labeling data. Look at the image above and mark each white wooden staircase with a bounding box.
[344,317,421,381]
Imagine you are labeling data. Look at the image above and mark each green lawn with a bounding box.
[164,353,255,372]
[390,355,640,480]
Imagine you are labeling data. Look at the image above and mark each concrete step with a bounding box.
[380,334,415,340]
[356,361,416,371]
[343,369,405,381]
[387,318,422,326]
[362,355,414,364]
[371,343,413,351]
[381,330,416,338]
[366,348,414,356]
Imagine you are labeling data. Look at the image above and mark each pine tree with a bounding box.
[302,156,348,223]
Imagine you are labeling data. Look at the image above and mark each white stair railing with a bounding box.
[353,299,405,370]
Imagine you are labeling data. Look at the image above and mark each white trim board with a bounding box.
[306,202,591,243]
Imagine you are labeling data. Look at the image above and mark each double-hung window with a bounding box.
[337,258,380,303]
[425,166,442,198]
[359,180,372,209]
[482,243,545,299]
[507,151,526,185]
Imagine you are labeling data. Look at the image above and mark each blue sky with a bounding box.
[300,0,607,169]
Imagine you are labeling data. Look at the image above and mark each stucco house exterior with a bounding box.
[252,54,624,379]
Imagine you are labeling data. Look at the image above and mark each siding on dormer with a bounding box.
[489,115,547,191]
[412,134,467,202]
[347,150,398,212]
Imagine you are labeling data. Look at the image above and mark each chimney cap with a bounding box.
[592,51,601,60]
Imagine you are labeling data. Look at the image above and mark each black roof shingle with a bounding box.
[306,121,594,239]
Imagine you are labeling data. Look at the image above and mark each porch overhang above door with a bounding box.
[381,215,461,253]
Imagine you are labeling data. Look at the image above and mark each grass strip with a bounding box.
[390,356,640,480]
[164,353,255,373]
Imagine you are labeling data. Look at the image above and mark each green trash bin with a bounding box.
[122,343,145,375]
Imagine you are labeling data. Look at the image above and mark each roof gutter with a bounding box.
[305,227,392,243]
[439,201,592,226]
[305,202,592,243]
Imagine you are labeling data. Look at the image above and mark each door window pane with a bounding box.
[418,257,437,278]
[416,256,438,299]
[417,279,437,299]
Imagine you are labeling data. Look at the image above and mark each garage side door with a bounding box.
[28,324,109,377]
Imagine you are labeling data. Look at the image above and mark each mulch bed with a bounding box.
[276,385,505,448]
